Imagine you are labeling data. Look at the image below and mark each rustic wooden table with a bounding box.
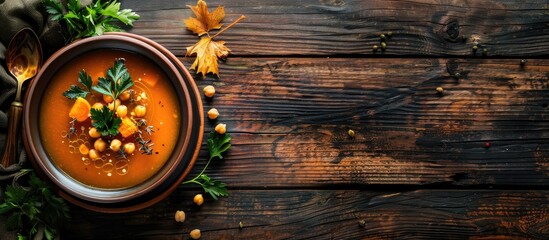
[63,0,549,239]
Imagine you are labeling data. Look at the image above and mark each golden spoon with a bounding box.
[1,28,42,168]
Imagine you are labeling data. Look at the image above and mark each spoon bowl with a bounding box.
[1,28,42,168]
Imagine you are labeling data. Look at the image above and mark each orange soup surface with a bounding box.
[39,49,181,189]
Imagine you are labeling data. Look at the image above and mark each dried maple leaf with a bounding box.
[186,37,230,76]
[184,0,245,77]
[184,0,224,36]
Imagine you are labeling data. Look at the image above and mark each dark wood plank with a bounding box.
[180,57,549,186]
[122,0,549,57]
[63,189,549,239]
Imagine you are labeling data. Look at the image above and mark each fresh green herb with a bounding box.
[197,174,228,200]
[182,131,231,200]
[43,0,140,41]
[0,170,70,240]
[63,70,93,99]
[91,105,121,136]
[92,59,134,101]
[208,131,232,160]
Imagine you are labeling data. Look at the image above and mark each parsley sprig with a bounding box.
[92,58,134,101]
[77,59,132,137]
[182,132,231,200]
[0,170,70,240]
[62,70,93,99]
[62,59,133,136]
[43,0,140,42]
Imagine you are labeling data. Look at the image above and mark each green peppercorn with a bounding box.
[373,45,378,51]
[380,34,386,40]
[239,221,244,229]
[387,31,392,38]
[482,48,488,56]
[381,42,387,50]
[348,129,355,138]
[472,45,478,52]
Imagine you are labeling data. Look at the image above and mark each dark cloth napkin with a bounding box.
[0,1,93,238]
[0,0,67,177]
[0,0,92,178]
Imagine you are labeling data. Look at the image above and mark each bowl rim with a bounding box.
[24,33,203,210]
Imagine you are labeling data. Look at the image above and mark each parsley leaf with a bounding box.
[208,131,232,160]
[182,131,231,200]
[92,59,133,100]
[78,70,93,90]
[62,70,93,99]
[100,1,139,25]
[43,0,64,21]
[42,0,140,42]
[91,105,122,136]
[63,85,88,99]
[197,174,228,200]
[0,170,70,240]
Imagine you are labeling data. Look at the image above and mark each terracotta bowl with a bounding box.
[23,33,203,213]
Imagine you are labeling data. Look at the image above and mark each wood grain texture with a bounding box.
[63,189,549,239]
[176,57,549,187]
[122,0,549,57]
[6,1,549,239]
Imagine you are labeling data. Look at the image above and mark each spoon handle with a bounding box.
[1,102,23,168]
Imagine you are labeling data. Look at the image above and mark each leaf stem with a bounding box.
[211,15,246,39]
[182,156,214,185]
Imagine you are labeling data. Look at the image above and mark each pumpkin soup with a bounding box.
[39,49,181,189]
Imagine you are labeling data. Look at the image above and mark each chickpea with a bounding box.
[203,85,215,98]
[215,123,227,134]
[193,194,204,206]
[207,108,219,120]
[174,210,186,223]
[92,102,104,110]
[89,127,101,138]
[119,90,131,101]
[79,144,89,155]
[89,149,100,160]
[436,87,444,93]
[189,229,201,239]
[116,105,128,118]
[94,138,107,152]
[108,99,121,111]
[134,105,147,117]
[103,94,114,103]
[110,139,122,152]
[124,143,136,154]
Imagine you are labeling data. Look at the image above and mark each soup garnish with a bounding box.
[63,58,155,162]
[40,50,180,189]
